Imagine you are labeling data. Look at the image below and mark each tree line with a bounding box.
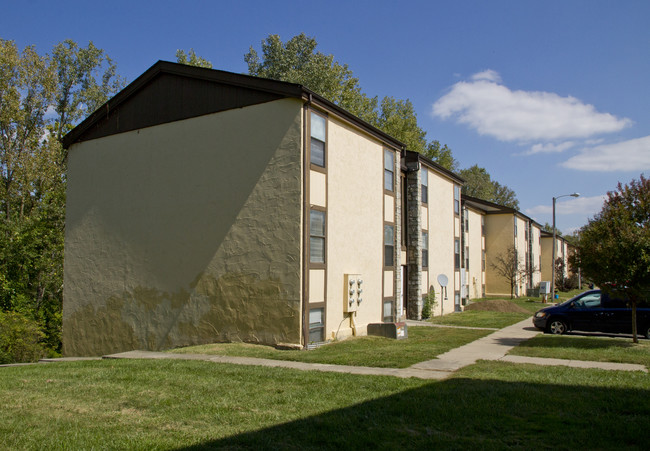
[0,39,124,362]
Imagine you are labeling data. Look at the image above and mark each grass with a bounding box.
[168,326,492,368]
[509,334,650,368]
[1,358,648,449]
[427,310,530,329]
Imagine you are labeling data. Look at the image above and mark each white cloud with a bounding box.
[432,71,632,143]
[525,141,576,155]
[525,195,606,217]
[561,136,650,171]
[471,69,501,83]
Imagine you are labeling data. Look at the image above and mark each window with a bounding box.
[308,308,324,342]
[310,112,326,167]
[463,207,469,231]
[514,217,518,236]
[383,301,393,322]
[384,149,394,192]
[481,216,485,236]
[310,209,325,263]
[465,246,469,270]
[384,225,394,267]
[454,185,460,214]
[482,250,486,271]
[574,292,601,309]
[421,169,428,204]
[422,231,428,268]
[455,239,460,269]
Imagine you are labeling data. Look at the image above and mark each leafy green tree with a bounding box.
[423,140,458,171]
[578,175,650,343]
[375,96,426,153]
[0,39,124,358]
[459,165,519,209]
[245,33,458,169]
[176,49,213,69]
[493,181,519,209]
[245,33,378,123]
[51,40,124,143]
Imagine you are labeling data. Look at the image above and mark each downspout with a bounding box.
[301,96,311,348]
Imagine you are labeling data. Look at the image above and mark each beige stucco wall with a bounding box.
[541,236,571,283]
[424,168,457,315]
[540,236,553,282]
[484,214,514,296]
[325,117,390,339]
[513,216,528,296]
[466,207,485,299]
[63,98,304,356]
[530,224,542,288]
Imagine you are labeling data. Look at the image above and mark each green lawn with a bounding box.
[1,359,648,449]
[427,310,530,329]
[169,326,492,368]
[509,334,650,368]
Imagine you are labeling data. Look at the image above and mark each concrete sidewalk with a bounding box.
[410,317,540,371]
[102,317,647,378]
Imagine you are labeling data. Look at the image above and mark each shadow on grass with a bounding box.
[178,375,649,450]
[518,334,645,350]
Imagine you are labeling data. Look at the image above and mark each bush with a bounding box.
[0,311,47,364]
[422,289,438,319]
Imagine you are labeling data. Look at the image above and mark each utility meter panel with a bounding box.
[540,281,551,294]
[344,274,363,312]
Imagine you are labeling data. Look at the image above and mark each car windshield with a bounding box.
[559,290,601,307]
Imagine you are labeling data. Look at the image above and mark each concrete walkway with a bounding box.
[101,317,647,378]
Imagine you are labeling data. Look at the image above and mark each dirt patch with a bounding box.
[465,299,531,314]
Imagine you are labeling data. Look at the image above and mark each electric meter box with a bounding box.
[539,281,551,295]
[343,274,363,312]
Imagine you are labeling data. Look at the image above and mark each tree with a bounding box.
[423,140,458,172]
[51,40,124,143]
[0,39,124,358]
[490,245,534,298]
[245,33,378,123]
[176,49,213,69]
[493,181,519,210]
[245,33,457,169]
[375,96,426,153]
[459,165,519,209]
[578,175,650,343]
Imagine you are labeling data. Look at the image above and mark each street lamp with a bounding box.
[551,193,580,301]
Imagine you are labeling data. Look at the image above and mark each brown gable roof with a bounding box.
[63,61,406,151]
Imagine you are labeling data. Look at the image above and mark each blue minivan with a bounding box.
[533,289,650,339]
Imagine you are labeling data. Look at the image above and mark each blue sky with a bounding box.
[4,0,649,233]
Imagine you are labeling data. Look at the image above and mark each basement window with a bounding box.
[309,308,324,342]
[383,301,393,322]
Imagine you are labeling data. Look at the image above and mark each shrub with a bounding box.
[0,311,47,364]
[422,288,438,319]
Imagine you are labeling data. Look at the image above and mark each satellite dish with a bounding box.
[437,274,448,287]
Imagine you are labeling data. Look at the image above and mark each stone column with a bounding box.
[406,165,422,320]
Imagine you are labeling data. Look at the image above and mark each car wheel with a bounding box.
[644,324,650,340]
[547,319,568,335]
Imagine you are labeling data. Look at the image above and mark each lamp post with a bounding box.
[551,193,580,302]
